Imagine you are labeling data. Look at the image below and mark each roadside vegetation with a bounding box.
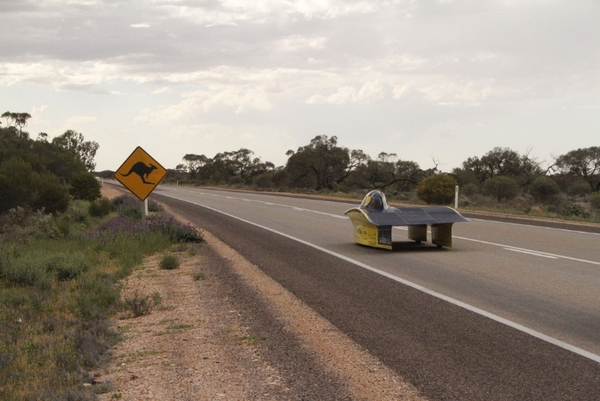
[0,194,203,400]
[1,111,204,400]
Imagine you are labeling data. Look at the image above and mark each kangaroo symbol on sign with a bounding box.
[120,162,157,185]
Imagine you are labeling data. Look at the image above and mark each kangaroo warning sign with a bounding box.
[114,146,167,201]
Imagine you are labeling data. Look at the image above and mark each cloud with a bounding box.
[187,87,275,113]
[64,115,98,126]
[211,0,381,20]
[279,35,327,51]
[0,61,120,90]
[306,80,385,104]
[31,105,49,115]
[152,87,172,94]
[137,86,274,121]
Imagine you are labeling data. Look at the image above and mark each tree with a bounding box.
[32,139,89,182]
[210,149,274,184]
[351,152,423,192]
[52,130,99,172]
[451,167,479,187]
[181,154,208,179]
[416,174,457,205]
[2,111,31,139]
[462,147,542,186]
[37,132,49,142]
[394,160,424,192]
[553,147,600,192]
[187,149,275,185]
[483,176,520,202]
[285,135,365,191]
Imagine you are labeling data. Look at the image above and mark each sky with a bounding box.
[1,0,599,173]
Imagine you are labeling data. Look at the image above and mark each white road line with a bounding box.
[194,190,346,219]
[160,193,600,365]
[503,248,559,259]
[469,218,600,237]
[455,236,600,266]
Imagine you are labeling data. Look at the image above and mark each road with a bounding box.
[144,184,600,400]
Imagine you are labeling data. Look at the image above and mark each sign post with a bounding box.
[113,147,167,225]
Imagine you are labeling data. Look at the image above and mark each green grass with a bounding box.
[172,243,188,252]
[159,254,180,270]
[0,195,204,400]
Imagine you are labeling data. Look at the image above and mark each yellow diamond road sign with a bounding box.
[114,146,167,201]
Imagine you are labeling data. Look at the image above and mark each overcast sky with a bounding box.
[2,0,599,172]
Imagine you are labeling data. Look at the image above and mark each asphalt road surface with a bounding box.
[142,184,600,400]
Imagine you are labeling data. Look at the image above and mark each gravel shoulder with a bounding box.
[96,186,427,400]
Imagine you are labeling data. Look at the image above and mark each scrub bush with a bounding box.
[529,176,560,203]
[483,176,519,202]
[567,181,592,197]
[417,174,457,205]
[115,195,142,220]
[0,158,71,215]
[70,172,101,201]
[589,192,600,210]
[30,172,71,214]
[65,200,90,223]
[45,252,92,281]
[561,202,591,219]
[148,215,204,243]
[124,289,162,317]
[1,254,52,289]
[112,194,162,220]
[159,254,180,270]
[460,183,481,196]
[0,208,62,241]
[89,197,113,217]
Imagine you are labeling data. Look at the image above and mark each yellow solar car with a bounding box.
[344,190,469,250]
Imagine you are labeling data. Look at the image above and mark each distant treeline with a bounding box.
[97,134,600,220]
[97,137,597,194]
[173,137,598,195]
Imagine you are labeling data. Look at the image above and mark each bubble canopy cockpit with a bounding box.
[360,190,389,212]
